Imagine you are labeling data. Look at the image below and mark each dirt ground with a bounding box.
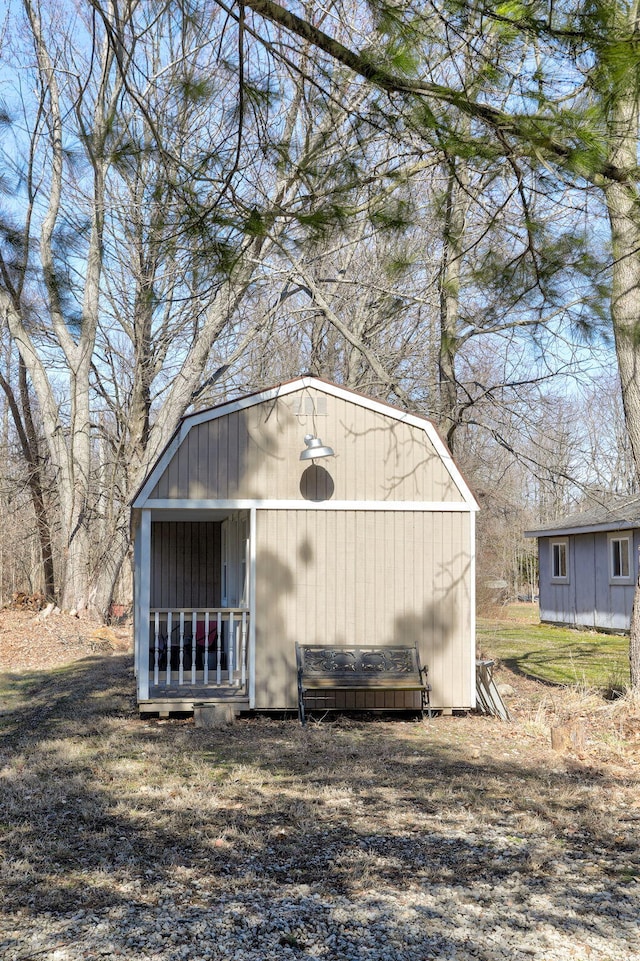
[0,607,132,671]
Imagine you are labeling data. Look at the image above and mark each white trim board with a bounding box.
[146,499,477,514]
[133,377,478,510]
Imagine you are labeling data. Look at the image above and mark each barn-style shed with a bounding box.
[132,377,478,715]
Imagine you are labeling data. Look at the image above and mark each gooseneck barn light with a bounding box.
[299,433,334,461]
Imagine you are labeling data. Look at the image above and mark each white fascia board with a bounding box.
[146,498,476,512]
[525,520,640,538]
[134,376,478,510]
[132,424,189,508]
[469,510,477,709]
[248,507,257,709]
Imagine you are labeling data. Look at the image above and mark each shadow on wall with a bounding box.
[300,465,334,501]
[254,549,296,708]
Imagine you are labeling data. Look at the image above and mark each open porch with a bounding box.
[134,509,255,714]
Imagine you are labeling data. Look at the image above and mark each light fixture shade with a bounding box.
[300,433,334,461]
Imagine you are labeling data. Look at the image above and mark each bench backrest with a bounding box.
[296,643,425,686]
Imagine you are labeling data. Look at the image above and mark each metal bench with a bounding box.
[295,643,431,724]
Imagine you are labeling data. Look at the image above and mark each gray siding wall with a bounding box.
[539,530,638,631]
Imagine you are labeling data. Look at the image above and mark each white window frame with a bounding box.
[550,539,568,582]
[609,533,633,584]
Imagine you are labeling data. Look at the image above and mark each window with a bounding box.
[610,534,632,582]
[551,540,568,580]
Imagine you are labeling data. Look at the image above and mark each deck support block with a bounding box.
[194,703,237,728]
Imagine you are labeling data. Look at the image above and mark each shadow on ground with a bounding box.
[0,656,638,960]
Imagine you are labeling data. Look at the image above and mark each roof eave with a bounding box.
[525,520,639,538]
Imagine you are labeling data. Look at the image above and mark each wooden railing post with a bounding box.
[191,611,197,685]
[203,611,210,684]
[153,611,160,687]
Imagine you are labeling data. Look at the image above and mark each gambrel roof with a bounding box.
[133,376,478,511]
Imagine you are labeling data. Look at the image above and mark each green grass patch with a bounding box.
[478,606,630,689]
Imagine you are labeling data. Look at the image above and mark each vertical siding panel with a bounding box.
[222,413,232,497]
[366,407,378,501]
[154,467,167,499]
[343,511,356,641]
[208,521,215,608]
[431,511,444,706]
[150,524,159,607]
[405,511,416,628]
[319,511,328,639]
[330,510,338,642]
[342,403,355,501]
[208,420,220,498]
[307,510,318,639]
[450,512,462,706]
[165,448,180,498]
[177,431,189,498]
[371,413,383,500]
[208,521,216,609]
[185,523,194,608]
[174,522,183,610]
[372,511,384,641]
[202,522,211,608]
[368,512,378,632]
[419,514,432,674]
[449,512,463,707]
[357,403,369,501]
[263,408,276,497]
[160,522,169,609]
[324,510,332,641]
[354,512,364,640]
[162,522,171,609]
[193,424,207,498]
[384,511,396,641]
[396,513,406,641]
[237,409,249,497]
[279,406,291,499]
[227,411,238,497]
[191,523,200,608]
[454,512,467,706]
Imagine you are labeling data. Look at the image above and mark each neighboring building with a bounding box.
[132,376,479,715]
[525,494,640,632]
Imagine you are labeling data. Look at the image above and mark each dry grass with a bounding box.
[0,651,639,961]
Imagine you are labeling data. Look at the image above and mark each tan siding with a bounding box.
[254,509,473,710]
[150,521,221,609]
[149,387,465,502]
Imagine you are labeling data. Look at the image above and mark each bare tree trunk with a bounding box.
[604,86,640,688]
[0,359,56,599]
[438,157,469,452]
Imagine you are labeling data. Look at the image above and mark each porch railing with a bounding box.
[149,608,249,690]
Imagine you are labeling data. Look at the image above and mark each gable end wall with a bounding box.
[149,388,463,503]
